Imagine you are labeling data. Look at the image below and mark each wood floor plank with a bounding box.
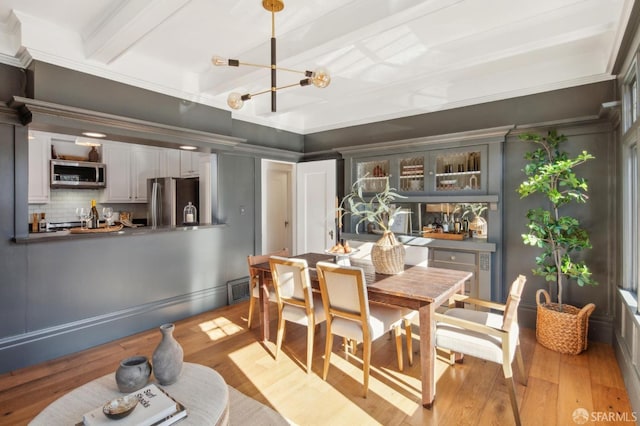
[591,383,636,425]
[528,340,561,384]
[588,341,627,389]
[520,376,559,426]
[0,301,633,426]
[557,363,594,425]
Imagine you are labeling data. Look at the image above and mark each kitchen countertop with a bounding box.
[341,232,496,252]
[13,223,227,244]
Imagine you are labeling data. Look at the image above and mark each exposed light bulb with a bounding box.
[227,92,244,110]
[211,55,227,66]
[311,67,331,88]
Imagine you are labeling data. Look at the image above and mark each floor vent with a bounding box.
[227,277,250,305]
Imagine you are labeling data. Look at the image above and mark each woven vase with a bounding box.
[370,231,405,275]
[535,289,596,355]
[152,323,184,385]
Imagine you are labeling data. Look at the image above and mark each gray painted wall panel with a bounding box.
[29,61,232,136]
[231,119,304,152]
[0,123,28,339]
[0,64,26,101]
[304,82,615,153]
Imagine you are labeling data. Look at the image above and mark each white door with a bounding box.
[296,159,337,254]
[263,161,293,254]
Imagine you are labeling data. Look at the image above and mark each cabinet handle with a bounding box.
[450,256,456,261]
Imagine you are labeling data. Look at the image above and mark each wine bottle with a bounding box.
[90,199,99,229]
[453,216,461,233]
[38,213,47,233]
[442,213,449,232]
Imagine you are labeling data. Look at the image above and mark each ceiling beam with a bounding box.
[83,0,191,64]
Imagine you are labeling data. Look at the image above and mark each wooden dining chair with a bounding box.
[316,261,408,398]
[434,275,527,426]
[246,248,289,329]
[269,256,326,374]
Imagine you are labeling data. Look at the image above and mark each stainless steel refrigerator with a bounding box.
[147,177,199,227]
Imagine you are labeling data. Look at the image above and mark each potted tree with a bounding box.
[340,176,407,274]
[518,129,597,354]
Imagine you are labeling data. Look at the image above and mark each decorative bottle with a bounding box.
[453,216,461,233]
[152,323,184,385]
[90,199,99,229]
[38,213,47,232]
[183,202,197,225]
[88,146,99,162]
[442,213,449,232]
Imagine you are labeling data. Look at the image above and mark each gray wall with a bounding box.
[304,82,615,152]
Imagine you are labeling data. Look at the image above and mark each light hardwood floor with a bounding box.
[0,301,633,425]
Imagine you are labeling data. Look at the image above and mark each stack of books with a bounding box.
[82,384,187,426]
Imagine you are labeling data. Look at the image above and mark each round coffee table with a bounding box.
[30,362,229,425]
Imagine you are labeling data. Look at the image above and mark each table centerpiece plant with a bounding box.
[517,129,597,354]
[339,176,407,274]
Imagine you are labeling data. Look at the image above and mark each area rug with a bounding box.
[228,386,293,425]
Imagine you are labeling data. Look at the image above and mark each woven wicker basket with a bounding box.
[370,231,405,275]
[535,289,595,355]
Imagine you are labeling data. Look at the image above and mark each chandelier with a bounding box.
[211,0,331,112]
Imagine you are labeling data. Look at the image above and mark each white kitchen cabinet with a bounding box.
[102,142,161,202]
[161,149,181,177]
[131,146,161,202]
[180,151,200,177]
[28,131,51,203]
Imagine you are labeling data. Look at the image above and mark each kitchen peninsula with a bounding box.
[14,222,228,243]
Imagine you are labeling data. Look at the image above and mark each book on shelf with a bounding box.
[82,383,187,426]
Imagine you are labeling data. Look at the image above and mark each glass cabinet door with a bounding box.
[398,154,425,193]
[431,146,486,193]
[354,157,390,193]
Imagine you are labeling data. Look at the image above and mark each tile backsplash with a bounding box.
[29,189,147,224]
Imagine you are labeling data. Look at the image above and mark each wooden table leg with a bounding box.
[259,271,270,342]
[419,302,436,408]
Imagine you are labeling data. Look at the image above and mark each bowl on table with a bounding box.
[103,394,138,419]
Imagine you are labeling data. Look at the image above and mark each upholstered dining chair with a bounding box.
[434,275,527,426]
[246,248,289,329]
[400,245,431,367]
[316,261,409,397]
[269,256,326,374]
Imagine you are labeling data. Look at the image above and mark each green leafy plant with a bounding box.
[517,130,597,309]
[339,176,407,233]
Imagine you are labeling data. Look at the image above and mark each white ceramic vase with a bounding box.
[152,323,184,385]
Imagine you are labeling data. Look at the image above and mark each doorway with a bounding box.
[261,158,337,255]
[261,160,294,254]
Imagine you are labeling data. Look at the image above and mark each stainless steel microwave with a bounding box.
[50,159,106,188]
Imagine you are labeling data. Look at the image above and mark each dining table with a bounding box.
[252,252,473,408]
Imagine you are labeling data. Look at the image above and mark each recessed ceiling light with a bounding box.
[82,132,106,138]
[179,145,197,150]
